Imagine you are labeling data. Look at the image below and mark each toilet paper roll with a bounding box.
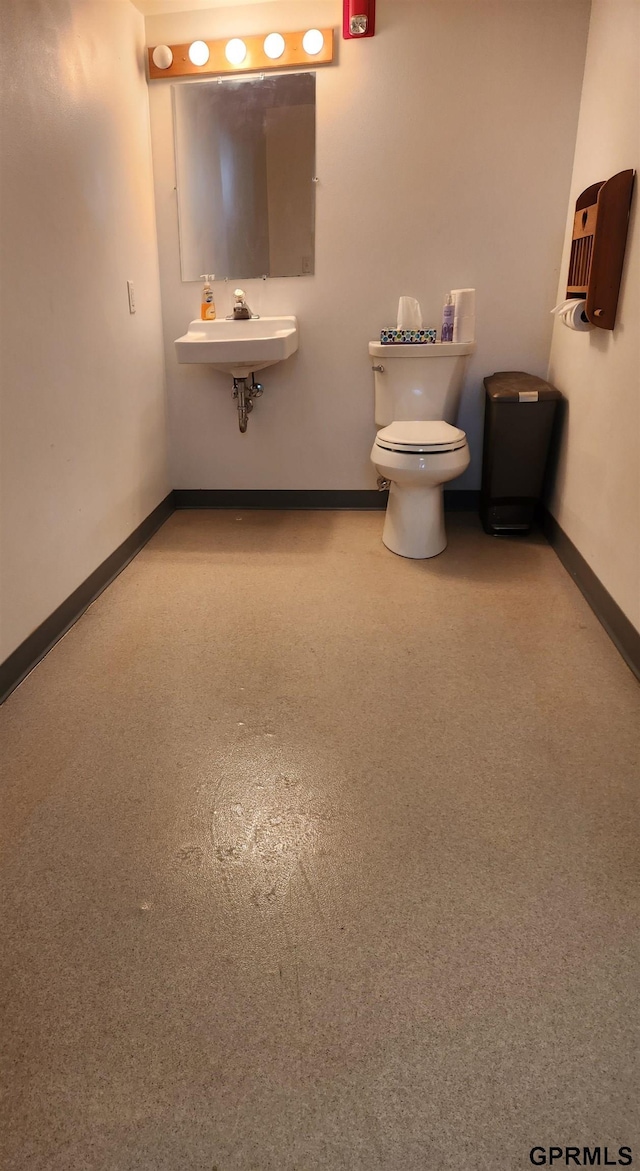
[453,314,475,343]
[397,296,422,330]
[551,298,594,332]
[451,288,476,319]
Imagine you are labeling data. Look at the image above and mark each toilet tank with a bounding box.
[369,341,474,425]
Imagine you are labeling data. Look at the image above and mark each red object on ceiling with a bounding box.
[343,0,376,39]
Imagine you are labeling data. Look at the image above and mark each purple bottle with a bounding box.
[441,293,454,342]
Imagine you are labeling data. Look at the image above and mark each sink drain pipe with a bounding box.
[232,375,263,433]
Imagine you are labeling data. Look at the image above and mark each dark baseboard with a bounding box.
[173,489,387,510]
[542,508,640,683]
[173,489,480,511]
[0,493,174,705]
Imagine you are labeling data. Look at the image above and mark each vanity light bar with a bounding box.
[148,28,334,80]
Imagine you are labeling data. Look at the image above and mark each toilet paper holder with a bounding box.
[566,169,635,330]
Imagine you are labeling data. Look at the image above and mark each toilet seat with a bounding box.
[375,420,467,454]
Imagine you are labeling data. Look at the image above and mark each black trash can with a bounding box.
[481,371,561,535]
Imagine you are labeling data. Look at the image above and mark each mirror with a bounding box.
[173,73,316,281]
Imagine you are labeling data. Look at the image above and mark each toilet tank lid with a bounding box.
[369,341,474,358]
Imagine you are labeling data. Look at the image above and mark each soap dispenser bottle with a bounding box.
[200,275,216,321]
[441,293,454,342]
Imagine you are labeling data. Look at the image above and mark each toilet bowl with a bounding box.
[369,339,474,559]
[371,420,470,558]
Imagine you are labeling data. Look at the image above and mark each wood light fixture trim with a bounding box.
[148,29,334,81]
[567,169,635,330]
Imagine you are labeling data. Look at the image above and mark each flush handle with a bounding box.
[371,364,385,372]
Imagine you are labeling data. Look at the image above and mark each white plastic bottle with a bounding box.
[441,293,454,342]
[200,274,216,321]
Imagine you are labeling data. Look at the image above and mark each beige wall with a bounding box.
[0,0,169,662]
[547,0,639,631]
[146,0,590,491]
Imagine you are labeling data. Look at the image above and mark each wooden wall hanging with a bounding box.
[566,169,635,330]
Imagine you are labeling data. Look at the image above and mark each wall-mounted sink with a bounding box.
[174,316,298,376]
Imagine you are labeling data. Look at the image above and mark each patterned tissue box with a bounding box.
[380,329,437,344]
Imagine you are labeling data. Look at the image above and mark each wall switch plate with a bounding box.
[127,281,136,314]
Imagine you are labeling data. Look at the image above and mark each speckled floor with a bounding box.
[1,510,639,1170]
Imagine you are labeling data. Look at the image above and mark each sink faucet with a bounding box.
[231,288,257,320]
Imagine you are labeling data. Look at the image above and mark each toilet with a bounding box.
[369,340,474,558]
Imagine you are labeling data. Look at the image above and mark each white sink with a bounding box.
[174,315,298,376]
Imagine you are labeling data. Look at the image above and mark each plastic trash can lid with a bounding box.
[483,371,561,401]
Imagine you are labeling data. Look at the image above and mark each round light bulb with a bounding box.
[152,44,173,70]
[188,40,210,67]
[263,33,285,60]
[302,29,324,55]
[225,38,247,66]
